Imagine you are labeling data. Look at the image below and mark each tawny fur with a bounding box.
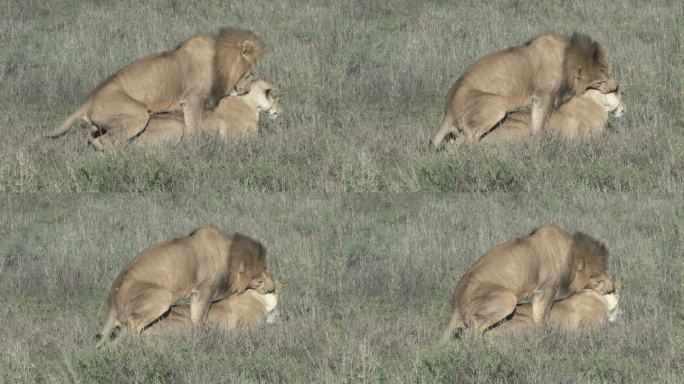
[48,27,265,149]
[132,79,283,146]
[489,282,621,334]
[439,225,613,342]
[484,88,624,142]
[95,226,268,349]
[145,276,282,335]
[431,32,617,147]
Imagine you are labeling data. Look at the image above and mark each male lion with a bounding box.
[484,87,625,142]
[430,33,617,148]
[95,226,268,349]
[48,27,265,148]
[145,275,282,335]
[127,79,283,147]
[439,225,613,342]
[488,282,621,335]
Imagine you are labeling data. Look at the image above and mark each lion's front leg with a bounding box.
[531,288,557,323]
[189,287,215,325]
[530,92,554,133]
[181,96,206,137]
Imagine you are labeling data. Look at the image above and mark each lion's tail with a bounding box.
[430,112,455,148]
[439,309,465,343]
[95,307,121,350]
[46,100,90,137]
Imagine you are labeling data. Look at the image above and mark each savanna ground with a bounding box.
[1,0,683,383]
[0,0,681,192]
[1,193,682,382]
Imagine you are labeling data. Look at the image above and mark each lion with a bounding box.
[127,79,283,147]
[95,226,268,349]
[439,225,613,342]
[483,86,625,142]
[488,282,621,335]
[47,27,265,149]
[430,32,618,148]
[144,275,283,335]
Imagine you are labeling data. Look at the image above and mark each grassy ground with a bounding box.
[0,0,682,192]
[1,1,682,382]
[1,193,682,382]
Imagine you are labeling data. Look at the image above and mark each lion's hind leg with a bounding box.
[89,92,150,148]
[461,91,511,142]
[465,288,518,334]
[125,285,174,335]
[439,309,466,343]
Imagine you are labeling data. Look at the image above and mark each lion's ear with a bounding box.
[576,259,585,271]
[242,40,256,55]
[593,42,609,65]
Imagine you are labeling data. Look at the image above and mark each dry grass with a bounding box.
[1,193,682,382]
[1,0,682,382]
[0,0,681,192]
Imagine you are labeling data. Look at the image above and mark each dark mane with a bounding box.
[570,231,609,271]
[207,27,265,110]
[557,33,602,106]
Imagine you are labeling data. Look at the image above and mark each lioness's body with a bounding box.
[96,226,268,349]
[490,285,621,334]
[48,28,265,149]
[440,225,612,342]
[431,33,617,147]
[133,80,282,146]
[145,278,281,334]
[484,89,624,142]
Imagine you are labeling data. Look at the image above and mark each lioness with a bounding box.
[484,87,625,142]
[489,282,621,334]
[145,275,282,335]
[431,33,617,147]
[128,79,283,147]
[95,226,268,349]
[48,27,265,148]
[440,225,613,342]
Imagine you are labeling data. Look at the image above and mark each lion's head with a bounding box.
[558,33,618,105]
[227,233,269,295]
[208,27,266,109]
[248,273,283,294]
[567,231,613,295]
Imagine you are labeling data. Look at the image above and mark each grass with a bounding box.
[1,193,682,382]
[0,0,681,192]
[1,0,682,382]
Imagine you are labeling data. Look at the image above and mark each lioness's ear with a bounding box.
[238,261,245,274]
[576,259,585,271]
[575,66,583,79]
[267,88,281,99]
[242,40,256,55]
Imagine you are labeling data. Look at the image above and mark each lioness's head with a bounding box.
[560,34,618,104]
[604,281,621,322]
[209,27,266,108]
[603,85,625,117]
[568,232,614,295]
[250,80,283,120]
[228,233,269,295]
